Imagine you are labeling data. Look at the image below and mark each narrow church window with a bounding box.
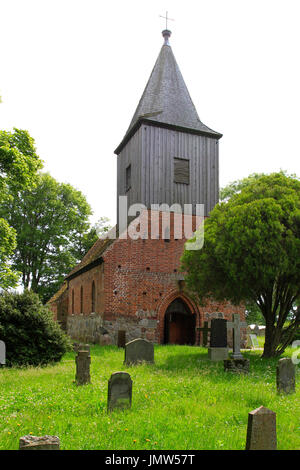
[80,286,83,313]
[91,281,96,312]
[174,158,190,184]
[126,164,131,192]
[72,289,74,314]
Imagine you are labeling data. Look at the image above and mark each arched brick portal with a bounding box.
[157,290,201,345]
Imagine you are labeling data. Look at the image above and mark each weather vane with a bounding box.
[159,11,174,30]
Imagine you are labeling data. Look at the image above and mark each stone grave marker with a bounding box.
[0,340,5,365]
[226,314,247,359]
[75,350,91,385]
[197,321,210,347]
[245,406,277,450]
[247,333,260,349]
[208,319,229,361]
[73,342,90,353]
[107,371,132,411]
[117,330,126,348]
[124,338,154,365]
[19,435,60,450]
[276,358,295,394]
[224,358,250,374]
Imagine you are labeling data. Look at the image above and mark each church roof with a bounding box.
[65,232,115,280]
[115,30,222,154]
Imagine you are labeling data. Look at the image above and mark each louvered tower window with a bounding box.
[174,158,190,184]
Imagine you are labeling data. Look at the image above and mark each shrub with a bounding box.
[0,290,71,366]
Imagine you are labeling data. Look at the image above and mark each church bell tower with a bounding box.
[114,29,222,226]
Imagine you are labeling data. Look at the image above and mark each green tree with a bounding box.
[0,290,71,366]
[182,172,300,358]
[219,173,265,202]
[0,172,93,302]
[0,128,43,288]
[72,216,111,260]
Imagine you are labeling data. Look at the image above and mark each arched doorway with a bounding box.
[164,298,196,345]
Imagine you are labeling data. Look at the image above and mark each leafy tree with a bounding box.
[219,173,265,202]
[72,216,111,260]
[182,172,300,358]
[0,290,71,367]
[0,128,43,288]
[245,300,265,325]
[0,172,94,302]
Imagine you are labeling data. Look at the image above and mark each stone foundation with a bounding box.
[67,313,159,345]
[67,313,106,344]
[103,315,158,345]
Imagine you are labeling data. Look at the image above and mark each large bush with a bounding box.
[0,290,71,366]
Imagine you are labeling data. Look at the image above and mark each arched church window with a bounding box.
[91,281,96,312]
[80,286,83,313]
[71,289,74,314]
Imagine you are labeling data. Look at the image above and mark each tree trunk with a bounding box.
[262,319,277,358]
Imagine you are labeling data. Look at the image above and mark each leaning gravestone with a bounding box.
[247,334,260,349]
[245,406,277,450]
[19,435,60,450]
[0,340,5,365]
[75,350,91,385]
[124,338,154,365]
[107,372,132,411]
[276,358,296,394]
[208,319,229,361]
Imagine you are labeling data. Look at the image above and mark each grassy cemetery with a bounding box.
[0,341,299,451]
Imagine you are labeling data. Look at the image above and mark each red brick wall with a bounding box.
[62,210,245,345]
[68,263,104,315]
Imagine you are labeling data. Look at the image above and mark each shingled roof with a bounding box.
[65,230,116,280]
[115,30,222,154]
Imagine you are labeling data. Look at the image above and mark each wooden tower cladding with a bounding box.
[115,29,222,222]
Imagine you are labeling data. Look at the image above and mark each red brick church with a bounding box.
[49,29,245,345]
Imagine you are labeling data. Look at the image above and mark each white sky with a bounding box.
[1,0,299,226]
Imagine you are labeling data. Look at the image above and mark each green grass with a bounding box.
[0,345,299,450]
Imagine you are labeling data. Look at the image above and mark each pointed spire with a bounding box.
[114,29,222,154]
[162,29,171,45]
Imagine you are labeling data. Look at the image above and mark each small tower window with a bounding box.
[126,164,131,191]
[174,158,190,184]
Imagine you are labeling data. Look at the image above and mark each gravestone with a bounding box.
[245,406,277,450]
[107,372,132,411]
[208,319,229,361]
[117,330,126,348]
[73,343,90,353]
[75,350,91,385]
[276,358,295,394]
[247,334,260,349]
[124,338,154,365]
[197,321,210,347]
[248,324,259,335]
[227,314,247,359]
[224,358,250,374]
[0,340,5,365]
[19,435,60,450]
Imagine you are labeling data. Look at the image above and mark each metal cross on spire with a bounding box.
[159,11,174,30]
